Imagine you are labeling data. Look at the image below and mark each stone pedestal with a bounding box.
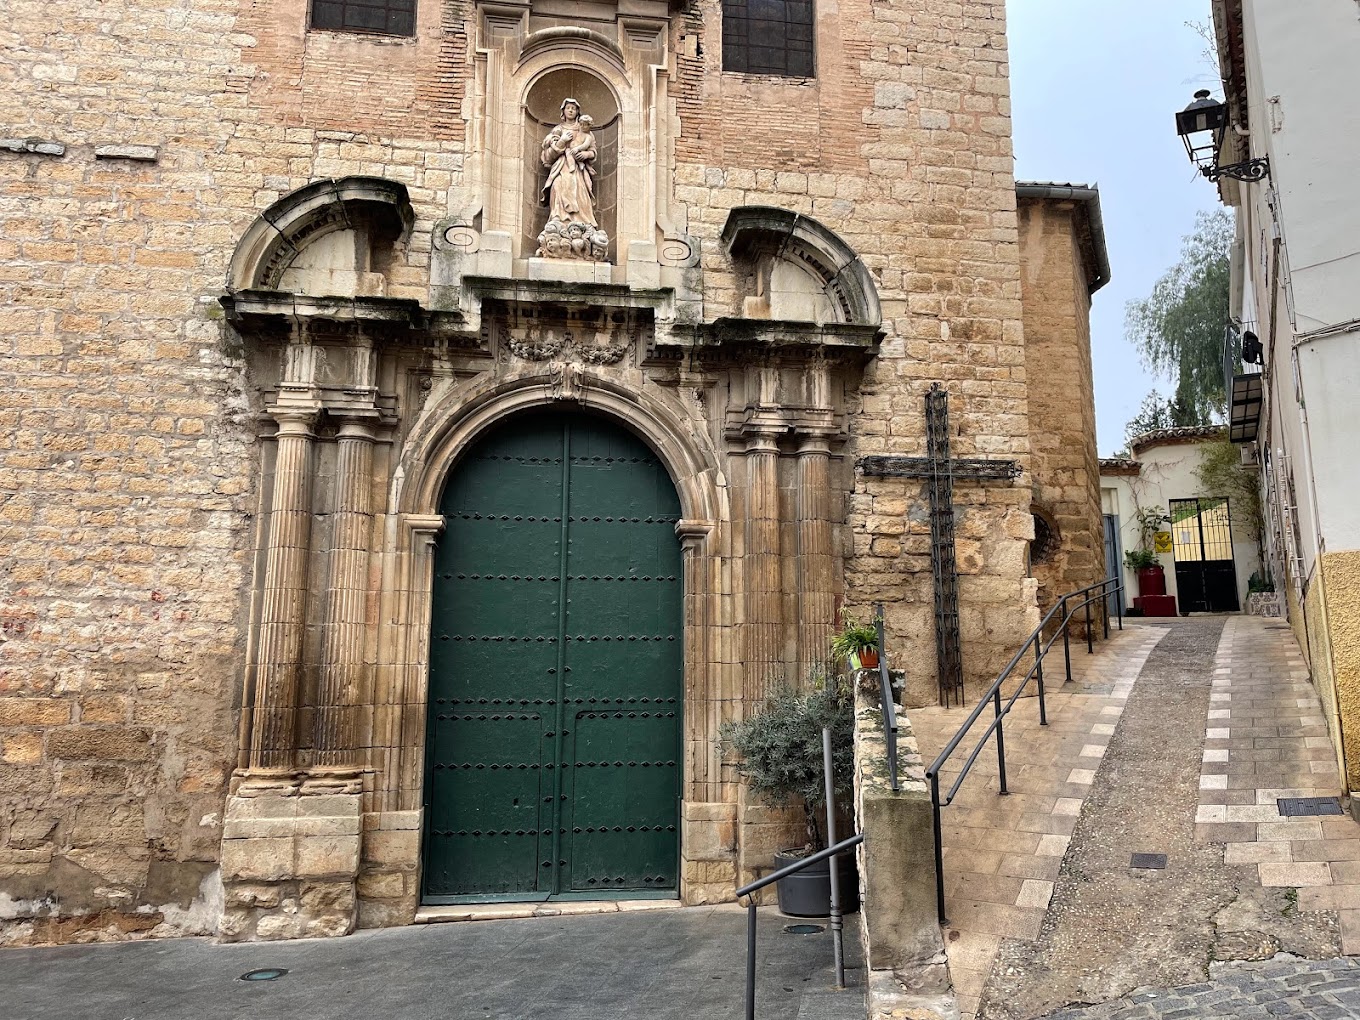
[853,686,949,1006]
[219,777,362,941]
[679,801,737,903]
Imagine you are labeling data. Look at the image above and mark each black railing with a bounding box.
[872,602,900,792]
[924,577,1124,924]
[736,832,865,1020]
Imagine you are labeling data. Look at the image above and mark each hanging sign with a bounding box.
[1153,531,1173,554]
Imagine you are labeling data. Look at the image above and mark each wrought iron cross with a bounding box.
[859,383,1022,705]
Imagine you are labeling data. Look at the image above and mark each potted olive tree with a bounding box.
[830,615,880,671]
[721,675,859,918]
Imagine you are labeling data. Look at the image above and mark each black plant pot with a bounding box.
[773,849,861,918]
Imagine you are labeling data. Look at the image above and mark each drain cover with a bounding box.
[1278,797,1344,817]
[240,968,289,982]
[783,924,825,935]
[1130,853,1168,870]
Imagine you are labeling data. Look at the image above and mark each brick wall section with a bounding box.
[1017,198,1105,614]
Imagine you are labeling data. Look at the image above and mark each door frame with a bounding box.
[1168,496,1241,613]
[384,378,727,906]
[419,410,686,904]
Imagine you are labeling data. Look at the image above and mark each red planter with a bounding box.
[1136,565,1166,598]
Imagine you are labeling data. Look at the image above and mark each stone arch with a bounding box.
[399,372,723,530]
[226,177,414,293]
[721,206,882,327]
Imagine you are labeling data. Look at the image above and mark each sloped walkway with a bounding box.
[4,903,865,1020]
[910,622,1168,1019]
[911,616,1360,1020]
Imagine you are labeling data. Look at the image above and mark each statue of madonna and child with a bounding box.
[535,98,610,262]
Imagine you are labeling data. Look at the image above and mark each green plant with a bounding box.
[830,614,879,662]
[720,677,854,852]
[1248,571,1275,594]
[1124,548,1159,570]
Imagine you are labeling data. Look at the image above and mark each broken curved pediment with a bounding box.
[721,206,882,329]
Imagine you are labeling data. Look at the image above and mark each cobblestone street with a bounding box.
[1042,957,1360,1019]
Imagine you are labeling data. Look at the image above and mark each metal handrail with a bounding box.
[924,576,1124,924]
[873,602,899,791]
[736,832,866,1020]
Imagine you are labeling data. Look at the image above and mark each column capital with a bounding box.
[267,405,320,437]
[794,432,834,456]
[333,414,380,443]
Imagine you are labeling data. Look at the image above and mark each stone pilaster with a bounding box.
[313,417,377,771]
[743,428,782,702]
[249,408,318,772]
[795,433,836,677]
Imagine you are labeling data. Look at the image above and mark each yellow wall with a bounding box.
[1321,551,1360,790]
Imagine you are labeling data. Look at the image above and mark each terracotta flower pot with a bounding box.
[849,648,879,671]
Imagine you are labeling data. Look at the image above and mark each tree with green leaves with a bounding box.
[1124,208,1233,431]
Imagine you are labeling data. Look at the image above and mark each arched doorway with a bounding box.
[422,409,683,903]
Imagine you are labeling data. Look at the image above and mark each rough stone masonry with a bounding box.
[0,0,1108,941]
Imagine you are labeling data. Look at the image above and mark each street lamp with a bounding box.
[1175,90,1270,183]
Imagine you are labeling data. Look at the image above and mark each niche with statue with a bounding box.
[522,69,618,264]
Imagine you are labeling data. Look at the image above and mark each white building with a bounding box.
[1194,0,1360,800]
[1100,427,1261,616]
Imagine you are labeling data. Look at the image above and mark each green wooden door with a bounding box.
[423,410,683,903]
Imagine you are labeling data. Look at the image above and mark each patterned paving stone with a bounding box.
[1039,957,1360,1019]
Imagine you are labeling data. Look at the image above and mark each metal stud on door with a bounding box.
[423,411,682,902]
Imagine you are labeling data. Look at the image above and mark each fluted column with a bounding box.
[795,433,836,677]
[313,417,377,771]
[249,409,318,772]
[743,429,782,702]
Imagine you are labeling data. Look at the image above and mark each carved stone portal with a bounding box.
[536,99,610,261]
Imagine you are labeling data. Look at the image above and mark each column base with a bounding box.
[219,775,362,941]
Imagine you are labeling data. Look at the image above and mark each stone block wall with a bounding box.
[0,0,1075,940]
[1017,196,1105,617]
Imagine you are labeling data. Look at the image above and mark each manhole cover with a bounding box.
[1130,853,1168,870]
[783,924,825,935]
[240,968,289,982]
[1278,797,1344,817]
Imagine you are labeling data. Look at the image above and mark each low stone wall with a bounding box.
[853,672,951,1016]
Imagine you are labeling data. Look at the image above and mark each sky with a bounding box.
[1005,0,1221,455]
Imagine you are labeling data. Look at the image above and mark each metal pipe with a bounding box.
[736,833,865,898]
[823,727,845,990]
[1085,598,1093,655]
[874,604,900,791]
[993,687,1008,794]
[1035,636,1047,726]
[1102,583,1110,640]
[746,902,757,1020]
[930,772,947,924]
[1062,597,1072,683]
[1117,583,1124,630]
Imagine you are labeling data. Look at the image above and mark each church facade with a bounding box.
[0,0,1106,941]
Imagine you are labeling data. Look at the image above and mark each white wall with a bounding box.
[1232,0,1360,561]
[1100,438,1261,612]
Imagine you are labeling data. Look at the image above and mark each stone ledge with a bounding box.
[1,137,64,156]
[414,899,681,924]
[93,144,159,162]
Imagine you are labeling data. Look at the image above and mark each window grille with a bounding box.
[722,0,814,77]
[311,0,415,37]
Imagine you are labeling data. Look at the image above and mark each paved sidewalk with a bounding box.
[3,904,864,1020]
[911,622,1168,1019]
[1198,617,1360,952]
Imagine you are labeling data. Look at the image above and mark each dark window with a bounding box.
[722,0,814,77]
[311,0,415,37]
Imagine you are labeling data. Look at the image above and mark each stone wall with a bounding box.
[0,0,1068,941]
[1017,196,1105,617]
